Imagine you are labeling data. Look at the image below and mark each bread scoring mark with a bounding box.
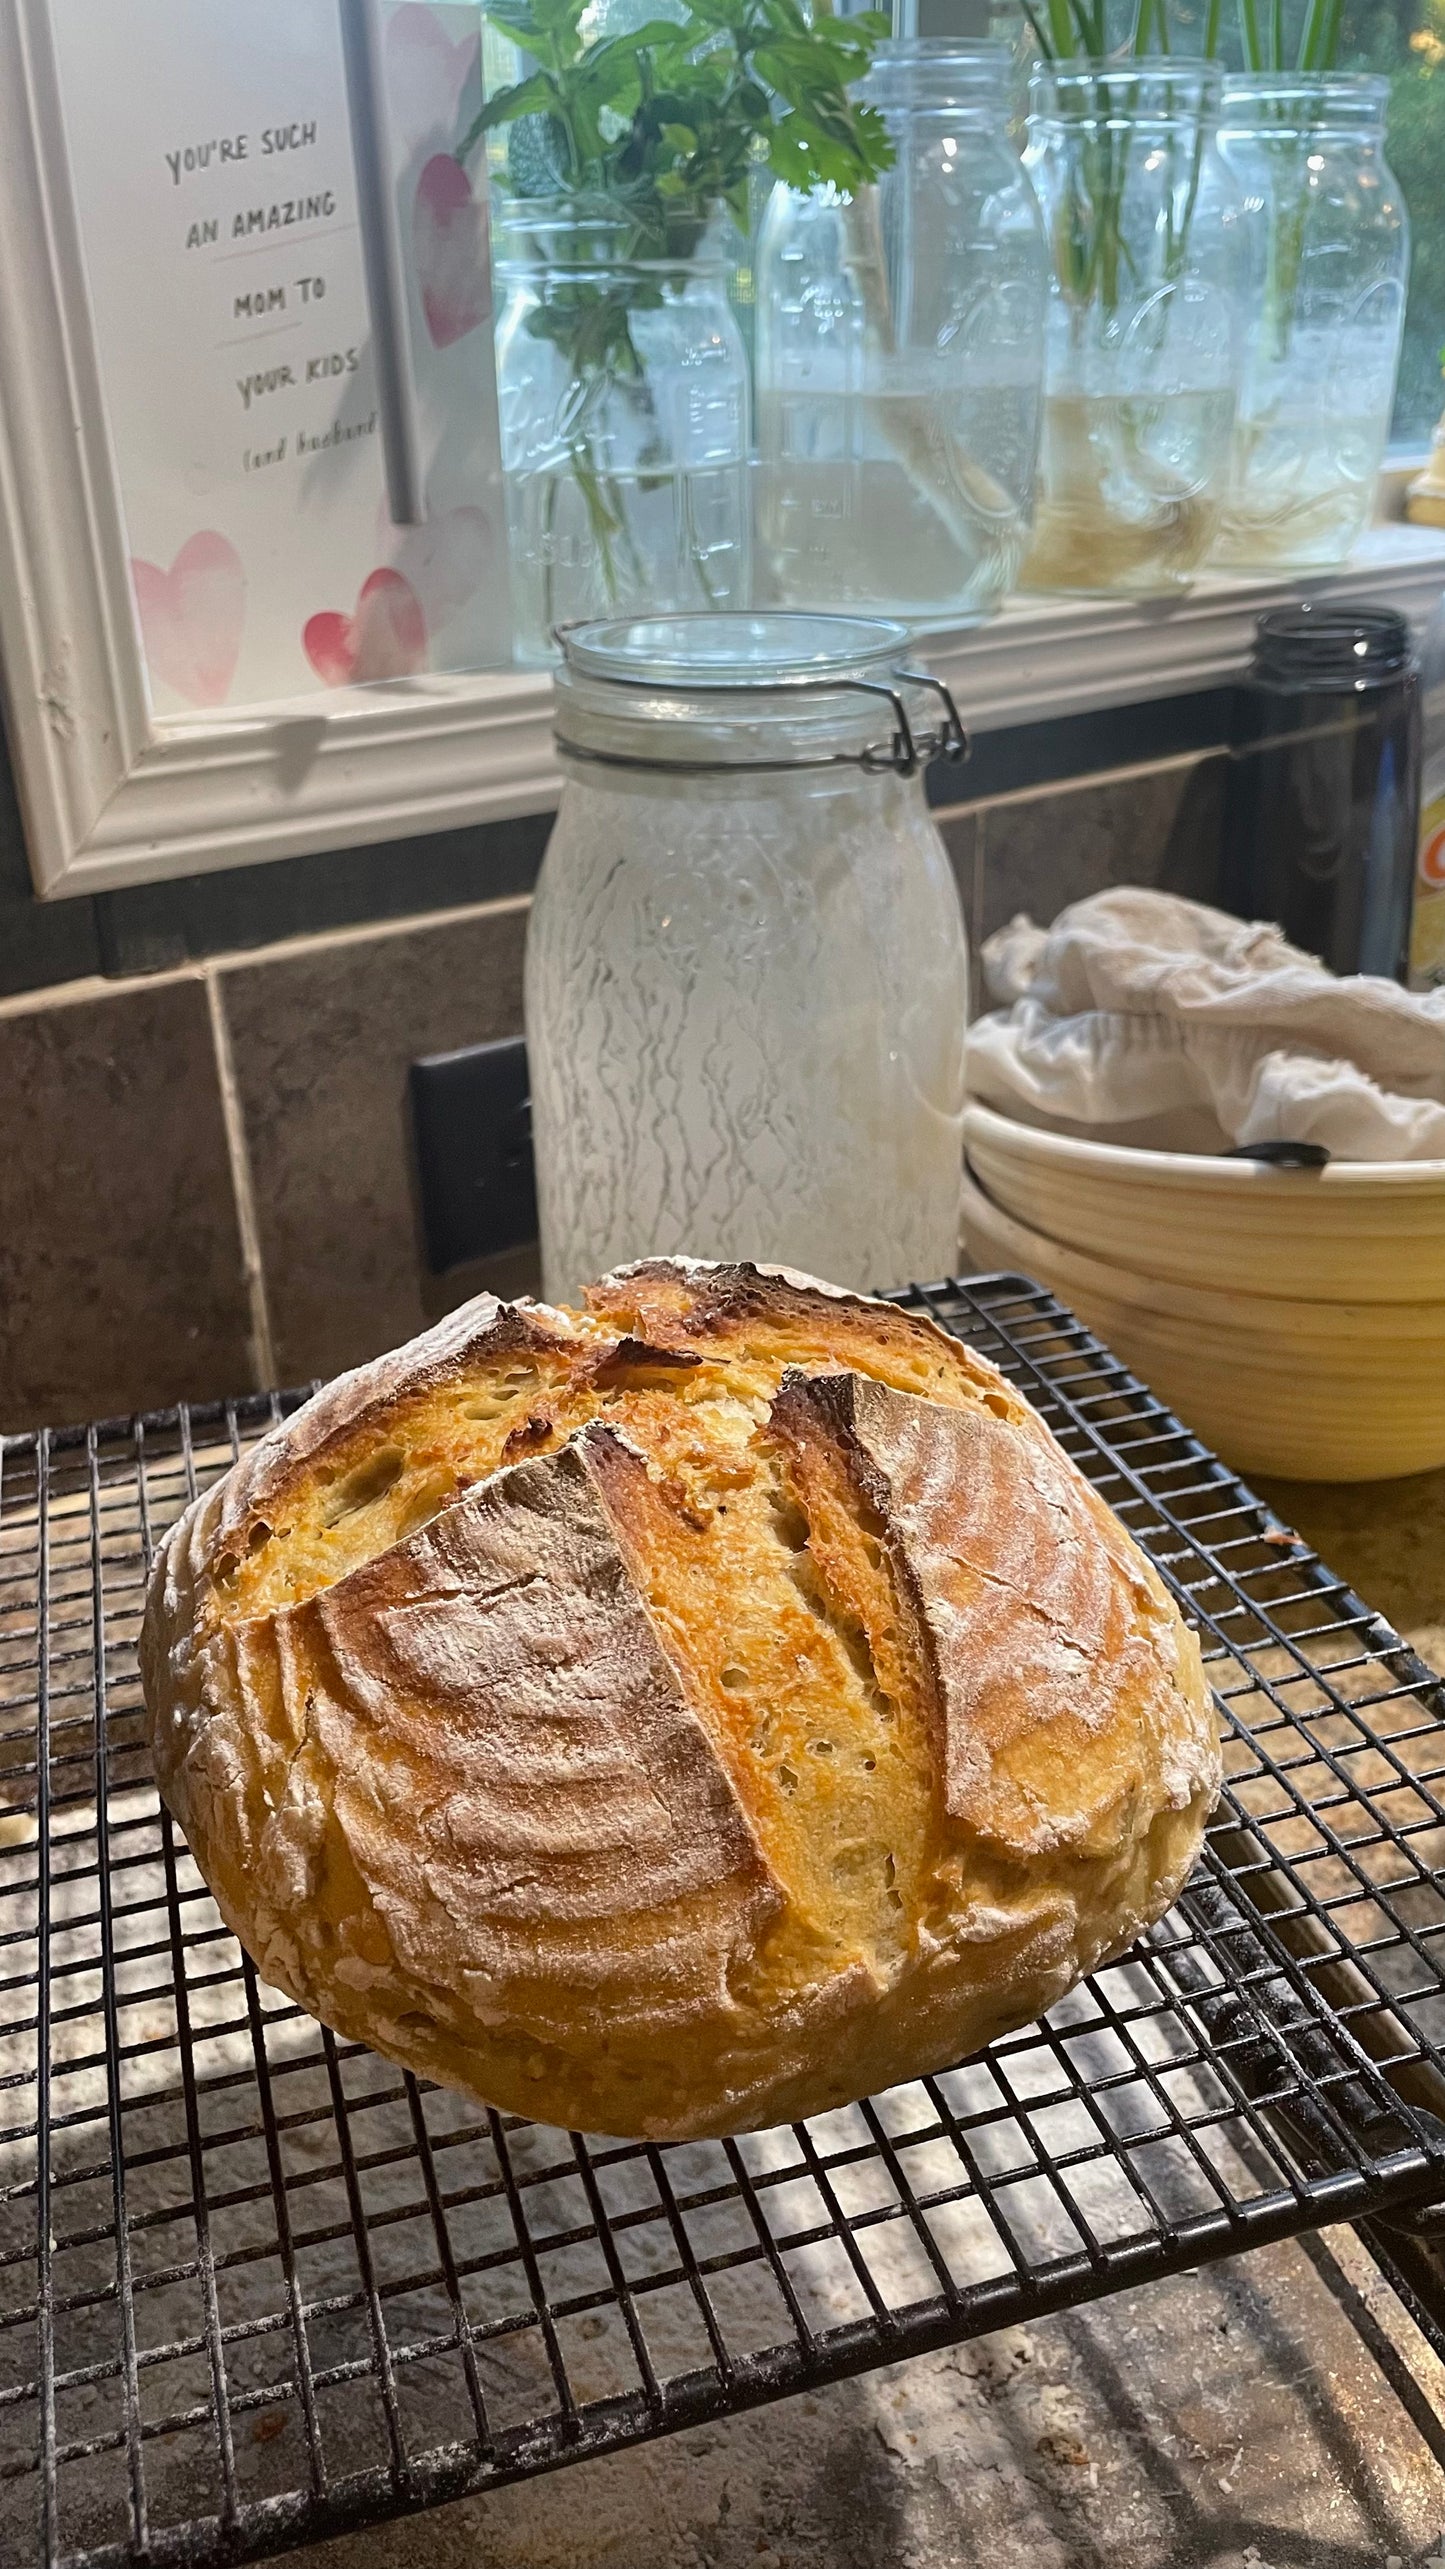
[220,1328,754,1625]
[578,1404,940,1997]
[208,1264,1034,1638]
[834,1375,1216,1863]
[585,1260,1030,1420]
[273,1438,784,2083]
[763,1374,946,1953]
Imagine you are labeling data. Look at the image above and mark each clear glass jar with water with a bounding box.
[492,208,751,664]
[753,42,1047,626]
[1022,64,1243,594]
[1211,75,1408,571]
[526,612,971,1301]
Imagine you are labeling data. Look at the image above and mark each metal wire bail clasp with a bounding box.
[550,629,971,778]
[850,670,970,776]
[853,677,923,775]
[897,668,969,769]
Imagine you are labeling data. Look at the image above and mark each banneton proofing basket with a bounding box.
[961,1165,1445,1482]
[965,1101,1445,1305]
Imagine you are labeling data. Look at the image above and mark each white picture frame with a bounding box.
[0,0,557,902]
[4,0,1445,902]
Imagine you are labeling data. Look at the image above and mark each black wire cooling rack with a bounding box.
[4,1272,1445,2569]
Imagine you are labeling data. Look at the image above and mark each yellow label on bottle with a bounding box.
[1410,791,1445,989]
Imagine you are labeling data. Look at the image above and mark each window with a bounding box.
[1367,0,1445,439]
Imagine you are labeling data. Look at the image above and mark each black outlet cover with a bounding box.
[409,1037,538,1274]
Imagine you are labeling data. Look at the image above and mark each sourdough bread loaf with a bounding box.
[140,1260,1219,2138]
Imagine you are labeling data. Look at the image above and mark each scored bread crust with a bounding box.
[141,1259,1220,2139]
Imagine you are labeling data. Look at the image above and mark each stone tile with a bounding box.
[0,980,251,1430]
[1255,1460,1445,1673]
[96,810,552,977]
[976,752,1228,966]
[285,2228,1445,2569]
[219,903,529,1385]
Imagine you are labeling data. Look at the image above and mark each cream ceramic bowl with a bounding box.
[961,1164,1445,1482]
[965,1101,1445,1305]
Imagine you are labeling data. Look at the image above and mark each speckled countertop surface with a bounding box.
[287,2227,1445,2569]
[275,1472,1445,2569]
[1257,1466,1445,1672]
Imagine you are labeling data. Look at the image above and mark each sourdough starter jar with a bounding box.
[526,612,970,1300]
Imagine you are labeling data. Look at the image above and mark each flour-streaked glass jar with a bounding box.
[525,612,970,1301]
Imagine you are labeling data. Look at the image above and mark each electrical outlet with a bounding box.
[409,1036,538,1274]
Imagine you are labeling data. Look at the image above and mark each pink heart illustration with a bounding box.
[414,153,491,350]
[303,569,428,686]
[131,532,245,709]
[386,5,480,143]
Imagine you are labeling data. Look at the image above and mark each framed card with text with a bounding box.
[0,0,557,898]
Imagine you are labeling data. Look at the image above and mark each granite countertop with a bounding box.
[1256,1464,1445,1671]
[284,2233,1445,2569]
[273,1472,1445,2569]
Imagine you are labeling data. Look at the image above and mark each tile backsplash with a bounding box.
[0,980,252,1425]
[0,741,1226,1430]
[218,902,530,1387]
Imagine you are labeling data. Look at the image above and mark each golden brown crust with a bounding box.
[141,1258,1220,2138]
[775,1369,1210,1861]
[586,1257,1023,1412]
[209,1294,585,1554]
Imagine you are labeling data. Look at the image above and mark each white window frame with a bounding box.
[5,0,1445,902]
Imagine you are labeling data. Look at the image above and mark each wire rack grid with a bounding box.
[3,1272,1445,2569]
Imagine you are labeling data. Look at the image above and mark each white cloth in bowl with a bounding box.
[969,887,1445,1160]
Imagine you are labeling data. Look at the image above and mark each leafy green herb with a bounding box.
[458,0,891,631]
[460,0,893,258]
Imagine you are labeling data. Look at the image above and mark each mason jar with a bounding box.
[1211,75,1408,571]
[754,42,1047,625]
[525,613,971,1301]
[492,207,751,664]
[1022,64,1244,594]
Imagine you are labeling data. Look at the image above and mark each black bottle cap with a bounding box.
[1250,602,1415,689]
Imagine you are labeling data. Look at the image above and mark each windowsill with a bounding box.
[917,518,1445,744]
[53,513,1445,900]
[149,517,1445,784]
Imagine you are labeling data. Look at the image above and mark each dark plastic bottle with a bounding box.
[1223,602,1421,980]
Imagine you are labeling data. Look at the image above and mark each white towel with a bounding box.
[968,887,1445,1160]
